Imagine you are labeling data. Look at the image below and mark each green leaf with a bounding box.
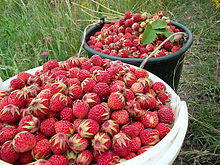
[151,19,169,29]
[141,24,157,45]
[147,13,151,19]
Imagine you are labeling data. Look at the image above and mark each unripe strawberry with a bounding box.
[78,119,99,138]
[49,133,68,154]
[131,82,144,94]
[140,129,160,146]
[141,12,148,21]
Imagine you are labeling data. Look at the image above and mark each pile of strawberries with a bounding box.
[0,55,174,165]
[87,11,183,58]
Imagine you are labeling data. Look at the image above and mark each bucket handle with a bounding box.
[139,32,188,69]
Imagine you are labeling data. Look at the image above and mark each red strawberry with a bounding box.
[68,84,84,100]
[153,82,166,94]
[137,146,152,155]
[158,91,171,103]
[48,154,68,165]
[124,152,136,160]
[90,55,102,66]
[101,119,119,137]
[18,115,40,133]
[133,13,141,22]
[155,123,171,139]
[0,140,21,163]
[22,84,41,98]
[73,119,85,133]
[0,104,20,124]
[27,75,42,86]
[32,139,51,160]
[124,11,132,19]
[65,149,77,165]
[0,97,10,111]
[97,151,120,165]
[31,159,51,165]
[131,136,142,152]
[17,72,32,84]
[40,118,57,137]
[125,99,142,117]
[54,120,75,137]
[67,56,81,68]
[78,69,91,82]
[28,97,49,118]
[137,78,152,93]
[107,92,125,110]
[68,78,81,87]
[9,78,25,91]
[82,93,101,108]
[48,82,67,95]
[78,119,99,138]
[140,129,160,146]
[123,89,135,102]
[90,66,104,74]
[131,82,144,94]
[68,68,80,78]
[13,131,36,152]
[72,100,89,119]
[36,89,53,100]
[141,111,159,128]
[60,107,75,122]
[158,108,175,124]
[136,93,156,110]
[112,132,132,157]
[123,72,137,87]
[9,90,28,108]
[88,103,110,124]
[93,82,110,100]
[20,151,34,164]
[81,61,93,71]
[35,132,47,142]
[0,126,17,143]
[81,78,96,93]
[50,93,67,112]
[94,71,110,84]
[131,121,145,133]
[0,90,10,101]
[121,125,139,138]
[43,59,59,71]
[135,68,148,79]
[111,110,129,125]
[49,133,68,154]
[68,133,89,152]
[92,132,111,153]
[77,150,93,165]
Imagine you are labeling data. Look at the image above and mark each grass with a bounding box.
[0,0,219,164]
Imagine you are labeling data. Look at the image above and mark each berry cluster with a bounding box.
[0,55,174,165]
[87,11,183,58]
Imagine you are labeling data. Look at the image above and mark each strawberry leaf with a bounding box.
[141,24,157,45]
[151,19,170,29]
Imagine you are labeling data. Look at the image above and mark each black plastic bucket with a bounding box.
[82,21,193,91]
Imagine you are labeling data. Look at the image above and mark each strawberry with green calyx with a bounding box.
[92,132,111,153]
[32,139,51,160]
[107,92,125,110]
[97,151,120,165]
[18,115,40,133]
[78,119,99,138]
[140,129,160,146]
[101,119,119,137]
[82,92,101,108]
[0,104,20,124]
[54,120,75,137]
[50,93,67,112]
[49,133,68,154]
[48,154,68,165]
[28,97,49,118]
[77,150,93,165]
[68,133,89,153]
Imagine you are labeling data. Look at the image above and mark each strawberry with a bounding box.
[54,120,75,137]
[48,82,67,95]
[97,151,120,165]
[136,93,156,110]
[48,154,68,165]
[77,150,93,165]
[0,104,20,124]
[107,92,125,110]
[50,93,67,112]
[17,72,32,84]
[155,123,171,139]
[121,125,139,138]
[18,115,40,133]
[73,119,85,133]
[9,78,25,91]
[0,97,10,111]
[19,108,29,120]
[78,119,99,138]
[68,84,84,100]
[123,72,137,87]
[140,129,160,146]
[124,11,132,19]
[137,78,152,93]
[0,126,17,143]
[68,78,81,87]
[93,82,110,100]
[43,59,59,71]
[123,89,135,102]
[125,99,142,117]
[153,82,166,94]
[90,66,104,74]
[22,84,41,98]
[78,69,91,82]
[131,121,145,133]
[20,151,34,164]
[0,90,10,101]
[90,55,103,66]
[158,91,171,103]
[9,90,28,108]
[135,68,148,79]
[81,78,96,93]
[28,97,49,118]
[92,132,111,153]
[13,131,36,152]
[88,103,110,124]
[60,107,75,122]
[40,118,57,137]
[30,159,51,165]
[0,140,21,163]
[101,119,119,137]
[67,56,81,68]
[158,108,175,124]
[36,89,53,100]
[32,139,51,160]
[111,110,129,125]
[82,93,101,108]
[72,100,89,119]
[137,146,152,155]
[49,133,68,154]
[94,71,110,84]
[112,132,132,157]
[131,136,142,152]
[141,111,159,128]
[68,133,89,152]
[68,68,80,78]
[133,13,141,22]
[131,82,144,94]
[35,132,47,142]
[65,149,77,165]
[81,61,93,71]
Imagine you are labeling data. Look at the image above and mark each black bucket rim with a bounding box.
[82,21,193,64]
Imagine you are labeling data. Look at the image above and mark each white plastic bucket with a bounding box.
[0,63,188,165]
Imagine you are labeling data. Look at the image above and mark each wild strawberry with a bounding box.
[36,89,53,100]
[48,154,68,165]
[78,119,99,138]
[119,18,125,25]
[111,109,129,125]
[95,42,103,49]
[153,82,166,94]
[43,59,59,71]
[90,66,104,74]
[27,75,42,86]
[22,84,41,98]
[82,93,101,108]
[81,78,96,93]
[131,136,141,152]
[89,103,109,123]
[0,126,17,143]
[164,41,172,51]
[72,100,89,119]
[32,139,51,160]
[112,132,132,157]
[155,123,171,139]
[135,69,148,79]
[77,150,93,165]
[97,151,120,165]
[125,27,131,33]
[132,13,141,22]
[123,72,137,87]
[40,118,57,137]
[125,100,142,117]
[171,45,180,52]
[131,82,144,94]
[0,97,10,111]
[0,140,21,163]
[49,133,68,154]
[136,93,156,110]
[35,132,47,142]
[68,68,80,78]
[137,146,152,155]
[0,104,20,124]
[47,110,60,118]
[141,111,159,128]
[146,44,154,52]
[92,132,111,153]
[17,72,32,84]
[124,11,132,19]
[28,97,49,117]
[20,151,34,164]
[132,22,140,31]
[118,48,129,58]
[107,92,125,110]
[102,59,112,69]
[9,90,27,108]
[158,108,175,124]
[9,78,25,91]
[18,115,40,133]
[54,120,75,137]
[30,159,51,165]
[78,69,91,82]
[41,71,56,85]
[68,84,84,100]
[55,75,68,85]
[94,71,110,84]
[60,107,75,122]
[65,149,77,165]
[69,133,89,152]
[140,129,160,146]
[0,90,10,101]
[95,47,102,52]
[137,78,152,93]
[110,83,125,94]
[93,82,110,100]
[50,93,67,112]
[81,61,93,71]
[121,125,139,138]
[124,19,134,27]
[158,91,171,103]
[105,37,113,45]
[13,131,36,152]
[132,50,141,58]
